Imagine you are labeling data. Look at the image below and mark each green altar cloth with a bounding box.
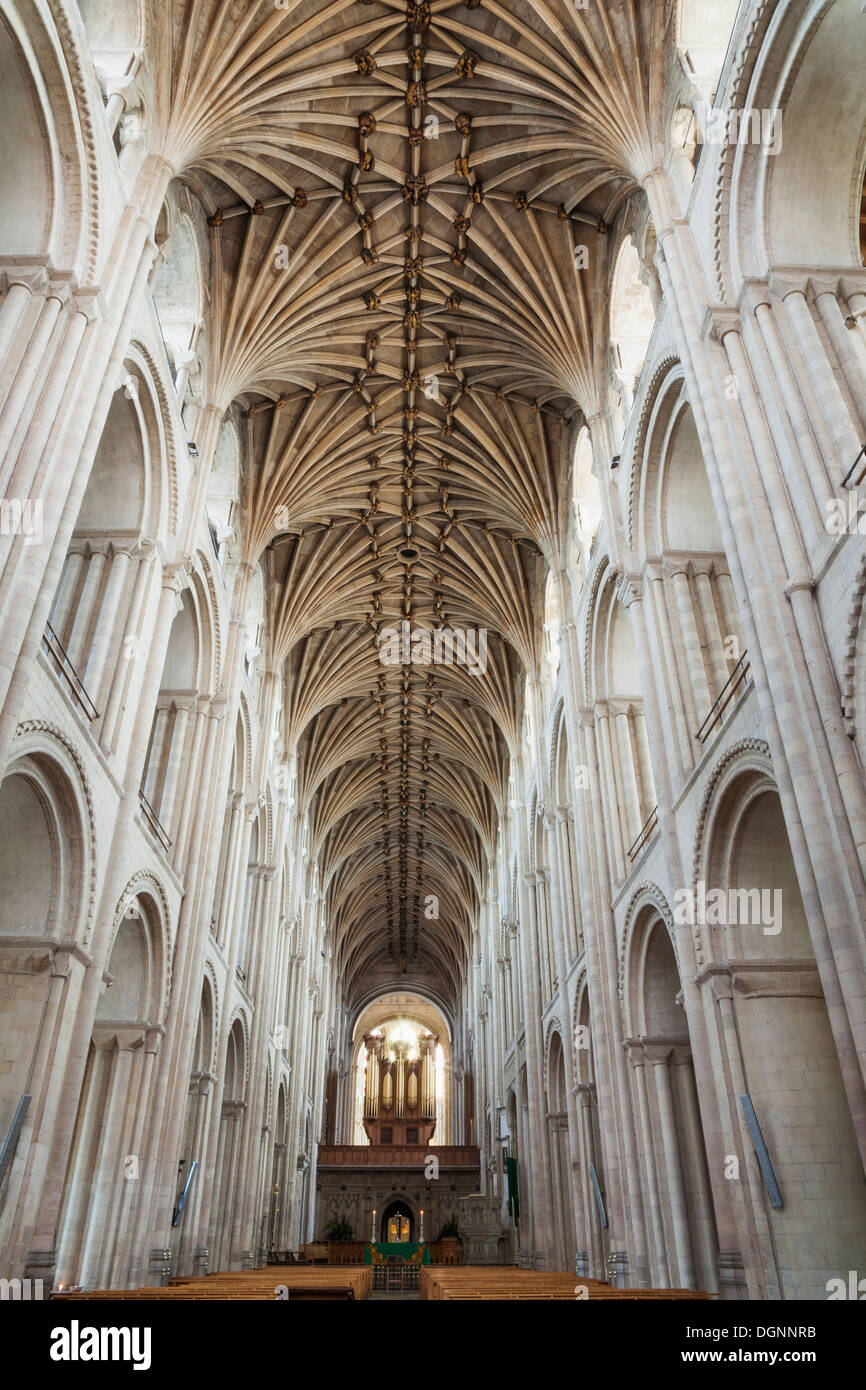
[364,1241,431,1264]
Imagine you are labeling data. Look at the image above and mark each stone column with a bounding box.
[644,561,692,772]
[645,1043,695,1289]
[0,267,48,383]
[593,702,626,881]
[175,1072,215,1276]
[691,560,730,699]
[99,538,158,755]
[575,1082,605,1278]
[515,866,556,1265]
[666,560,711,741]
[624,1042,669,1287]
[64,543,107,674]
[48,548,86,650]
[611,701,644,849]
[158,697,196,845]
[84,542,135,713]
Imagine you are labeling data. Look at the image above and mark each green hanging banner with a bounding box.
[506,1156,520,1223]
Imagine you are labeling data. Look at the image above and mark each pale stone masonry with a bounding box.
[0,0,864,1302]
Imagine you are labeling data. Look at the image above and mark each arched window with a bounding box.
[523,673,536,761]
[244,567,265,683]
[152,210,203,407]
[236,815,260,981]
[610,239,656,409]
[96,913,148,1023]
[671,103,700,203]
[541,571,561,698]
[207,422,240,566]
[572,425,602,554]
[140,588,203,853]
[677,0,740,100]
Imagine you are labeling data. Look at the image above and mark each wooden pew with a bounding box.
[53,1264,372,1301]
[419,1267,709,1301]
[298,1243,329,1264]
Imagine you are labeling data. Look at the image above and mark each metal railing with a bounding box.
[0,1095,31,1197]
[697,653,751,744]
[171,1159,198,1228]
[42,624,98,721]
[138,788,172,851]
[627,805,658,862]
[842,442,866,489]
[372,1263,420,1292]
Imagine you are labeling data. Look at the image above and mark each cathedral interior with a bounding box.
[1,0,866,1312]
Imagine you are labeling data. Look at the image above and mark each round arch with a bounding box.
[0,4,100,280]
[0,729,94,943]
[729,0,866,283]
[351,992,452,1146]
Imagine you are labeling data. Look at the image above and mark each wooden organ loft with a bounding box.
[362,1031,438,1145]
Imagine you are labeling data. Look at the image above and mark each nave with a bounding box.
[1,0,866,1328]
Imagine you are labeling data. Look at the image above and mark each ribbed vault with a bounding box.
[150,0,664,1011]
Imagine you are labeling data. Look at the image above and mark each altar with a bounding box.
[364,1241,431,1265]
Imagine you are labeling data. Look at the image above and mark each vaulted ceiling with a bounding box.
[150,0,666,1012]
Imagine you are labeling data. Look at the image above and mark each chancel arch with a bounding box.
[350,994,451,1147]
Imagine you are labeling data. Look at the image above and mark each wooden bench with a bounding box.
[53,1264,371,1301]
[327,1241,366,1265]
[282,1286,355,1300]
[419,1267,709,1301]
[298,1243,329,1264]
